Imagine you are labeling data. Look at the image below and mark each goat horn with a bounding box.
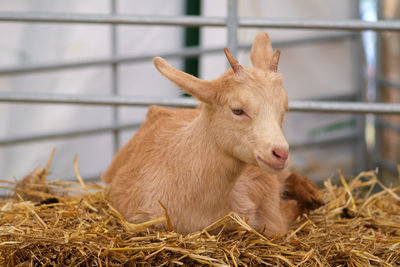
[269,50,280,72]
[224,48,244,73]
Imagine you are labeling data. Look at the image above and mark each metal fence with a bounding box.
[0,0,400,178]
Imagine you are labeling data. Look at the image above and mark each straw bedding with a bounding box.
[0,154,399,266]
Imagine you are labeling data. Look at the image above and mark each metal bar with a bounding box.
[110,0,120,153]
[352,0,367,173]
[0,12,225,26]
[378,77,400,89]
[227,0,238,57]
[0,34,356,76]
[0,94,360,147]
[288,100,400,114]
[290,134,358,150]
[0,122,141,147]
[0,48,213,75]
[371,1,383,170]
[239,17,400,31]
[355,92,367,173]
[271,33,358,47]
[0,125,358,152]
[0,12,400,31]
[312,92,358,101]
[0,122,360,149]
[0,93,358,147]
[1,92,400,114]
[0,92,199,107]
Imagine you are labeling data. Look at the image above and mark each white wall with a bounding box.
[0,0,183,181]
[0,0,361,183]
[201,0,360,180]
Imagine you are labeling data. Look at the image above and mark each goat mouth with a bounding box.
[256,155,285,171]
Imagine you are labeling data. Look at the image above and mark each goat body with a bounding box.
[103,32,322,236]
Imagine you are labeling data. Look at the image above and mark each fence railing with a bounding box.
[1,92,400,114]
[0,0,399,178]
[0,12,400,31]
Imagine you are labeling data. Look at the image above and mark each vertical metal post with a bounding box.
[373,0,383,170]
[353,0,367,173]
[111,0,119,153]
[360,0,379,171]
[227,0,238,58]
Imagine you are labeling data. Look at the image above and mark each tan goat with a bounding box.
[103,32,322,236]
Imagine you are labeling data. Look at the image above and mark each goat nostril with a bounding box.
[272,148,289,161]
[273,150,281,159]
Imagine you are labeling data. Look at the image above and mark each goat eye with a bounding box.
[232,109,245,116]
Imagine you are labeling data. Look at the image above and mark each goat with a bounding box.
[102,32,322,236]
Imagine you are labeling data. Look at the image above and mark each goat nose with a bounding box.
[272,147,289,161]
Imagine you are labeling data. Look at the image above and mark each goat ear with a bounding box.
[269,50,280,72]
[153,57,215,104]
[250,32,274,71]
[224,48,244,74]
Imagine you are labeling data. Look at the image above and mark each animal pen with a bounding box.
[0,0,399,266]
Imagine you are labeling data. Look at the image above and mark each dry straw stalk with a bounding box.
[0,153,399,266]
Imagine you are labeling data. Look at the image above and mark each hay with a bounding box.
[0,155,399,266]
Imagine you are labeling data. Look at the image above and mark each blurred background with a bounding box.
[0,0,399,186]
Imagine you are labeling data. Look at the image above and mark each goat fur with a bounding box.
[103,32,322,236]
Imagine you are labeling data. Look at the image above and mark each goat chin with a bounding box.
[102,32,322,236]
